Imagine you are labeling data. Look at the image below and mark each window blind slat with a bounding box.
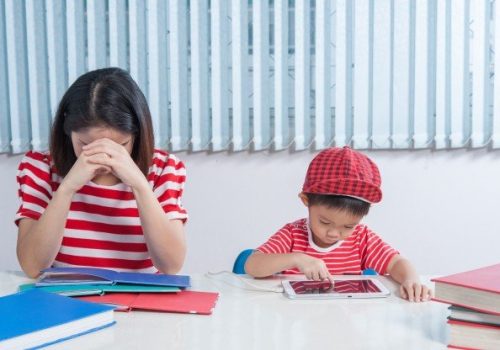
[190,0,210,151]
[449,0,470,148]
[252,0,271,150]
[66,0,86,85]
[334,0,352,147]
[0,0,11,152]
[314,0,332,150]
[147,0,170,150]
[231,0,250,151]
[273,0,289,150]
[392,0,411,148]
[210,0,230,151]
[129,0,148,97]
[413,0,432,148]
[45,0,67,120]
[352,0,370,149]
[294,0,311,150]
[493,0,500,148]
[5,0,30,153]
[87,0,107,70]
[109,0,128,69]
[26,0,51,151]
[169,0,189,151]
[434,0,450,149]
[371,0,391,148]
[470,0,490,148]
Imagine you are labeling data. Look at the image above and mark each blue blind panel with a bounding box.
[0,0,498,154]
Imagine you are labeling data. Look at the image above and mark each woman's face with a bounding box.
[71,126,134,157]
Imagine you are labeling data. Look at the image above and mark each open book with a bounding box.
[37,267,191,288]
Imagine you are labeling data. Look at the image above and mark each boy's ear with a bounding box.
[298,192,309,207]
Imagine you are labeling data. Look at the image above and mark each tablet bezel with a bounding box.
[281,278,391,299]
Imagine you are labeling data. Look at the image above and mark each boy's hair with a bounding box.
[305,193,371,217]
[50,67,154,177]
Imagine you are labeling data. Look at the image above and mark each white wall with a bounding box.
[1,149,499,275]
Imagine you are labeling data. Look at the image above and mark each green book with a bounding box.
[19,283,180,297]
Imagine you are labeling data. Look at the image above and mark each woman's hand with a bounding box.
[59,152,113,194]
[399,279,433,302]
[294,253,334,282]
[82,138,148,189]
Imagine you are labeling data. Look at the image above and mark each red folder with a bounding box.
[79,291,219,315]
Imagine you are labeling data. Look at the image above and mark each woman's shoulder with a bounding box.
[149,149,186,182]
[19,150,53,170]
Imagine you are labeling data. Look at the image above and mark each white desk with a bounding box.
[1,271,449,350]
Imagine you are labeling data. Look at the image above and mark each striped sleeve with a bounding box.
[152,152,188,222]
[257,223,294,254]
[15,151,54,225]
[358,226,399,275]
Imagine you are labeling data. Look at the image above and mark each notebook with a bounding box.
[19,282,180,297]
[37,267,191,288]
[79,290,220,315]
[0,289,115,350]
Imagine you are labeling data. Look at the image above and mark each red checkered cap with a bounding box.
[302,146,382,203]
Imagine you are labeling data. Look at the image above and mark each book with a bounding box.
[447,319,500,350]
[449,305,500,327]
[37,267,191,288]
[431,263,500,315]
[0,289,115,350]
[79,290,220,315]
[19,282,180,297]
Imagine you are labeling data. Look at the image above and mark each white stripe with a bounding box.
[153,181,183,196]
[22,202,45,214]
[53,261,157,273]
[67,211,141,226]
[19,183,51,204]
[59,246,150,260]
[64,228,146,244]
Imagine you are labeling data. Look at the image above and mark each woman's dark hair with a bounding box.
[305,193,371,217]
[50,67,154,176]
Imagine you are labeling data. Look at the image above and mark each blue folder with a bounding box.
[0,289,115,349]
[37,267,191,288]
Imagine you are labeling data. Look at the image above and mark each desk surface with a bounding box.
[1,272,449,350]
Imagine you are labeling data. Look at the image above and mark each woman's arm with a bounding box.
[17,186,74,278]
[132,181,186,274]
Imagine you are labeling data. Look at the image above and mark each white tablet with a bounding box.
[282,278,390,299]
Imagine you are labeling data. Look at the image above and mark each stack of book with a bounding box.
[22,267,219,315]
[432,263,500,349]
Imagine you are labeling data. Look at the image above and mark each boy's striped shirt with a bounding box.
[257,218,399,275]
[15,150,187,273]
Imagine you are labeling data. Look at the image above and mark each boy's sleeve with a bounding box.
[358,226,399,275]
[256,224,294,254]
[15,151,54,226]
[152,153,188,222]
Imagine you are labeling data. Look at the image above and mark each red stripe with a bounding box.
[17,175,52,200]
[70,202,139,217]
[62,237,148,252]
[55,253,154,270]
[16,209,42,223]
[20,193,49,209]
[154,173,186,190]
[78,185,135,200]
[18,162,51,182]
[157,189,183,203]
[65,219,143,235]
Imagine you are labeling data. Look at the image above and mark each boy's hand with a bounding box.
[294,253,334,282]
[399,279,433,302]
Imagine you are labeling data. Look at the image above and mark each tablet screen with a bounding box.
[289,279,382,294]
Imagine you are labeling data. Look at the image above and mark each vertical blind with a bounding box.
[0,0,499,154]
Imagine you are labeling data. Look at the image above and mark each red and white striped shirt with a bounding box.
[257,218,399,275]
[15,150,188,273]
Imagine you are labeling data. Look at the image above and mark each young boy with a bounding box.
[245,146,432,302]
